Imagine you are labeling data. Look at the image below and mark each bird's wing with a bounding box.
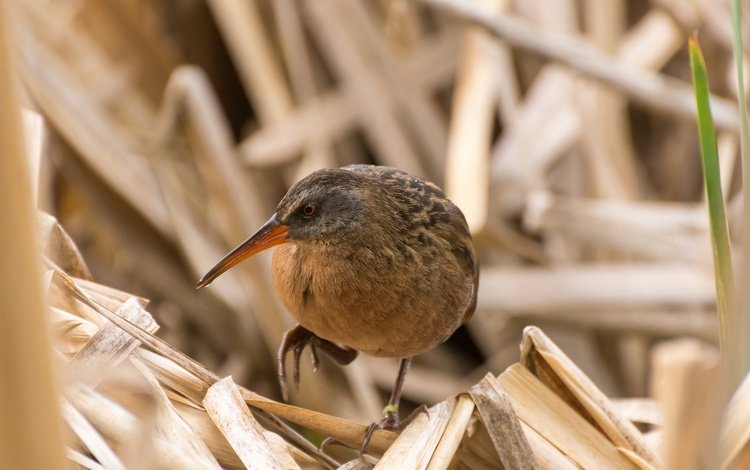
[345,164,478,324]
[446,211,478,325]
[342,164,413,182]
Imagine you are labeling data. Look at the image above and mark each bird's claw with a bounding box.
[278,326,312,401]
[360,406,403,455]
[278,325,358,401]
[319,435,345,452]
[403,404,429,425]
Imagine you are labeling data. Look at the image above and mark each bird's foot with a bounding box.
[278,325,358,401]
[321,405,428,455]
[359,405,403,455]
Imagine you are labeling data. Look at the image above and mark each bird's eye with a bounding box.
[301,203,317,217]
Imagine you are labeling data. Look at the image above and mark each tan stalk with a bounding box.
[0,1,66,468]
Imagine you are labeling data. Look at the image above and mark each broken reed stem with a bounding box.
[652,340,721,469]
[0,0,66,467]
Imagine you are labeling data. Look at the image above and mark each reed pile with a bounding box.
[3,0,750,468]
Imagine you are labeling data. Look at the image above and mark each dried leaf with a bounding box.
[203,377,288,469]
[469,374,537,469]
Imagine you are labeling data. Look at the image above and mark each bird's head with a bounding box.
[196,169,366,288]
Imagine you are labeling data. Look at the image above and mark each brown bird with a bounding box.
[196,165,478,450]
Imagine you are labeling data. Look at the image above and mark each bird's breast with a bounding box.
[271,242,369,346]
[270,240,471,357]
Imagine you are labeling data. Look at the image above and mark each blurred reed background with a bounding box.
[5,0,750,468]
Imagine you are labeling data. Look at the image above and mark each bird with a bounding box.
[196,164,478,452]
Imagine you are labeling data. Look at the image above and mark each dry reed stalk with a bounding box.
[57,294,223,467]
[273,0,318,103]
[523,194,712,265]
[128,358,220,466]
[74,279,146,311]
[68,298,158,387]
[205,0,292,125]
[469,374,537,469]
[272,0,337,181]
[239,391,398,455]
[426,394,475,469]
[651,339,721,469]
[150,387,244,467]
[50,306,100,356]
[22,109,44,203]
[66,447,106,470]
[203,377,289,469]
[524,309,717,342]
[444,0,504,233]
[0,1,66,467]
[478,264,714,313]
[457,423,503,469]
[721,370,750,468]
[61,398,125,470]
[518,422,579,470]
[38,211,93,280]
[240,89,357,167]
[459,387,578,470]
[578,0,639,200]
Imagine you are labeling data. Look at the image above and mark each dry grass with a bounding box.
[5,0,750,468]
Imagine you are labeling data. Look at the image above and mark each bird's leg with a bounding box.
[314,335,359,367]
[360,357,412,454]
[277,325,358,401]
[381,357,411,425]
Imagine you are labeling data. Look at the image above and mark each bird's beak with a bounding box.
[196,214,289,289]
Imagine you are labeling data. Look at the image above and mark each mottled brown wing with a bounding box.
[345,164,479,325]
[445,205,478,325]
[342,164,425,191]
[342,164,408,179]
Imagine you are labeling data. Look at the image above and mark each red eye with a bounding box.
[302,204,317,217]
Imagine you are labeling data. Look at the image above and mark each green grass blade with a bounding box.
[689,36,738,381]
[730,0,750,379]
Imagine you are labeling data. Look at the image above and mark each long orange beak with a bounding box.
[196,214,289,289]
